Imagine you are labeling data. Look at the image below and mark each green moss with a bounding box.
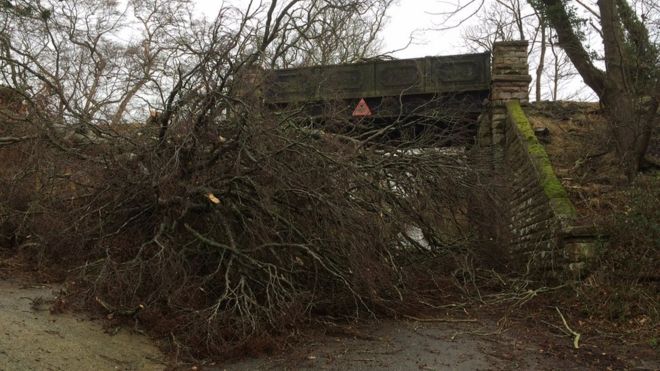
[506,101,577,219]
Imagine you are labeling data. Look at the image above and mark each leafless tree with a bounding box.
[0,0,499,359]
[265,0,394,67]
[463,0,527,51]
[462,0,556,101]
[457,0,658,175]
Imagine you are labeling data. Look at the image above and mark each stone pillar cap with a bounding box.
[491,74,533,82]
[492,40,529,47]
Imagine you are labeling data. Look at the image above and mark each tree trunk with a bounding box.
[536,16,546,102]
[548,31,559,101]
[597,0,656,178]
[602,90,658,178]
[539,0,656,178]
[541,0,606,96]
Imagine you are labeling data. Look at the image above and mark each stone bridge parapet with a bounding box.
[478,41,604,280]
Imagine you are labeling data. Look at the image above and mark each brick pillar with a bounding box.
[488,41,531,167]
[491,41,531,103]
[235,66,265,102]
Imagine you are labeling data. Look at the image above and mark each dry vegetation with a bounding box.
[0,86,504,359]
[0,0,509,360]
[528,101,659,344]
[0,0,657,365]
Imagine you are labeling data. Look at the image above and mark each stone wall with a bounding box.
[476,41,602,279]
[491,41,531,103]
[486,41,532,168]
[504,101,578,275]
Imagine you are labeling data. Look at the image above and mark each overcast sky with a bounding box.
[190,0,596,100]
[192,0,477,58]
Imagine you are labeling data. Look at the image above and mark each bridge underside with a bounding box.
[261,52,491,146]
[270,91,489,146]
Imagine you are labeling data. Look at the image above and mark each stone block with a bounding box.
[492,91,512,100]
[568,262,586,273]
[492,74,533,82]
[564,241,598,261]
[561,224,600,238]
[491,114,507,122]
[511,92,529,100]
[492,132,506,145]
[492,40,529,49]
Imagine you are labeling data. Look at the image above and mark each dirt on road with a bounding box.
[222,319,547,370]
[219,317,657,371]
[0,276,657,370]
[0,280,166,371]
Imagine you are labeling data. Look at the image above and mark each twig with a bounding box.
[0,135,37,145]
[403,314,478,323]
[555,306,581,349]
[95,296,144,317]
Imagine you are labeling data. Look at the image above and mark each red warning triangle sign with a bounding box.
[352,98,372,117]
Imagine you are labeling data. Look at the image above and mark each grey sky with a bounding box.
[192,0,478,58]
[190,0,595,100]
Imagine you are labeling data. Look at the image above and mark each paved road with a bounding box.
[0,281,165,371]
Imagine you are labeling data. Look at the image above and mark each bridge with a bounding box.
[261,53,492,145]
[265,52,490,119]
[256,41,602,280]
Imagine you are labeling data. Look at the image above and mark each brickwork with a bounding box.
[504,101,574,274]
[491,41,531,103]
[475,41,602,279]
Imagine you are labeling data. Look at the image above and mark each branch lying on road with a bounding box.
[555,306,581,349]
[0,135,37,145]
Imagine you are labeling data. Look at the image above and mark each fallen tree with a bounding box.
[0,0,504,359]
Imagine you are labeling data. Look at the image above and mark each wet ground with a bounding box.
[0,280,166,371]
[218,314,658,370]
[222,320,547,370]
[0,278,656,371]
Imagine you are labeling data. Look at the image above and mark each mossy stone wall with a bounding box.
[475,41,601,279]
[502,101,580,275]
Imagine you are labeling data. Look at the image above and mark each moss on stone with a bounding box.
[506,101,577,219]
